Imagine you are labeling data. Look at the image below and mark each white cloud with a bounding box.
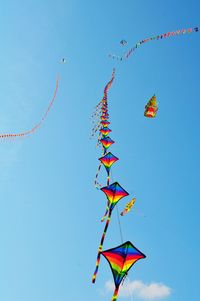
[105,279,171,300]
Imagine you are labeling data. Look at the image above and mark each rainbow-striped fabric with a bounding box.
[101,182,129,211]
[144,95,158,118]
[101,113,109,118]
[120,198,136,216]
[100,137,115,150]
[100,116,109,121]
[102,241,146,288]
[101,121,110,127]
[99,152,119,175]
[100,127,112,136]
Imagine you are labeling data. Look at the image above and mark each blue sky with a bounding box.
[0,0,199,300]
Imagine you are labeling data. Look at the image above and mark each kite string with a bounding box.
[41,76,60,122]
[24,76,59,135]
[110,169,124,244]
[116,205,123,244]
[0,76,59,139]
[126,276,134,301]
[92,68,116,283]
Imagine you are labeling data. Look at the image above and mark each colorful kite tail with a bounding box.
[92,252,101,283]
[104,68,115,94]
[94,162,103,189]
[101,200,110,222]
[110,26,199,61]
[100,208,109,222]
[0,76,59,139]
[111,286,120,301]
[92,211,112,283]
[107,174,110,186]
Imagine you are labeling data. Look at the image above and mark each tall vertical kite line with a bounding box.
[92,69,115,189]
[92,69,120,283]
[91,69,145,297]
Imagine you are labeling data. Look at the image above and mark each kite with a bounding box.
[144,95,158,118]
[92,182,129,283]
[120,198,136,216]
[109,26,199,60]
[100,127,112,137]
[99,152,119,186]
[102,241,146,301]
[120,39,127,46]
[100,136,115,150]
[0,77,59,139]
[60,58,67,63]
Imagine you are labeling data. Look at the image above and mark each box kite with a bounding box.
[144,95,158,118]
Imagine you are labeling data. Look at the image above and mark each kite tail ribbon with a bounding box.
[111,286,120,301]
[94,162,103,189]
[109,26,199,61]
[94,147,107,189]
[100,200,110,222]
[0,76,59,139]
[92,210,112,283]
[104,68,115,94]
[107,174,110,186]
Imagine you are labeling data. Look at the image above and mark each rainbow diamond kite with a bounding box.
[102,241,146,301]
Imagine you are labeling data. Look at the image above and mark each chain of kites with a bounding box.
[91,26,198,301]
[0,24,198,301]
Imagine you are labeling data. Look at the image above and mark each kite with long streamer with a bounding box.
[109,26,199,60]
[102,241,146,301]
[99,152,118,184]
[0,77,59,139]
